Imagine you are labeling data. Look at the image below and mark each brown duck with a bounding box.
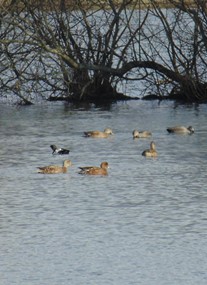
[78,161,109,175]
[37,160,72,174]
[84,128,113,138]
[132,129,152,139]
[142,141,158,157]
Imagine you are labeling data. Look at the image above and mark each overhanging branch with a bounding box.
[80,60,187,83]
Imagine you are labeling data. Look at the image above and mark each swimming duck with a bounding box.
[37,159,72,174]
[132,129,152,139]
[50,144,70,155]
[78,161,109,175]
[142,141,158,157]
[166,126,194,134]
[84,128,113,138]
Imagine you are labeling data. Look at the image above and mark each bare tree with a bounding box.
[0,0,207,104]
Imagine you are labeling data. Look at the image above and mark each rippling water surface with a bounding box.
[0,100,207,285]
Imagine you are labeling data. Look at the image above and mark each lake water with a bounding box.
[0,100,207,285]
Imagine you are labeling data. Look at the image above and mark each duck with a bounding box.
[166,126,194,134]
[50,144,70,155]
[78,161,109,175]
[37,159,72,174]
[132,129,152,139]
[84,128,113,138]
[142,141,158,157]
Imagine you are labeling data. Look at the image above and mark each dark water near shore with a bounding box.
[0,100,207,285]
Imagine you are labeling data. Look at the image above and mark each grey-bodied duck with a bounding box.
[167,126,194,134]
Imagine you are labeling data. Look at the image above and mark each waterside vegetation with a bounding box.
[0,0,207,105]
